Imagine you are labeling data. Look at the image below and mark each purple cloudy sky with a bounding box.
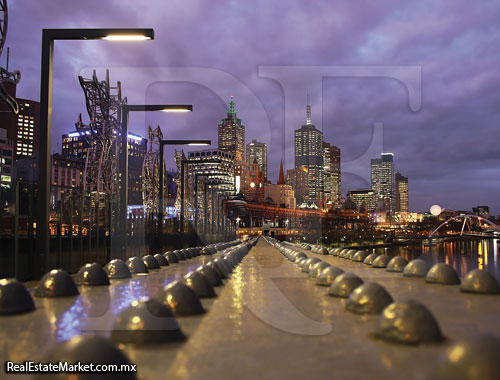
[6,0,500,214]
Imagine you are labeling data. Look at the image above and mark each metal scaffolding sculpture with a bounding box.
[142,125,163,213]
[75,70,125,198]
[0,0,20,114]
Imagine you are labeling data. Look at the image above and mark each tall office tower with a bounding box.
[286,166,308,206]
[294,96,323,204]
[370,153,395,212]
[322,142,342,207]
[323,142,332,205]
[395,172,409,212]
[0,83,40,160]
[246,139,267,180]
[218,96,245,163]
[329,145,341,206]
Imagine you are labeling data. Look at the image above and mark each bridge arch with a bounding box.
[429,214,500,238]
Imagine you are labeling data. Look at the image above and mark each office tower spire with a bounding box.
[306,93,312,125]
[228,95,236,117]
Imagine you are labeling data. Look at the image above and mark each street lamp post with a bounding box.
[119,105,193,254]
[158,139,210,234]
[38,28,154,277]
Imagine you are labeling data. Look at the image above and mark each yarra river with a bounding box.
[370,238,500,280]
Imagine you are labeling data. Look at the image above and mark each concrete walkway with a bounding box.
[2,238,500,379]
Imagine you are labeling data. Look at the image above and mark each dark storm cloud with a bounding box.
[6,0,500,213]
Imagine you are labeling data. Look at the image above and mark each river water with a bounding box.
[370,238,500,280]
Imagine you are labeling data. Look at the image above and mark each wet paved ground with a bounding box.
[2,238,500,379]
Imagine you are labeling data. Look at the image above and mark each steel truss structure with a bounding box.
[75,70,125,199]
[0,0,20,114]
[142,125,162,213]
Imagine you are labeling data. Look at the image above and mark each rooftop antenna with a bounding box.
[306,93,312,125]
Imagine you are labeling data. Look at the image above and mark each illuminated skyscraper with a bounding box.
[323,142,341,207]
[218,96,245,163]
[294,96,323,204]
[395,172,409,212]
[246,139,267,180]
[371,153,395,212]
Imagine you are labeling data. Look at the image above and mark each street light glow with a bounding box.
[161,108,192,112]
[103,34,151,41]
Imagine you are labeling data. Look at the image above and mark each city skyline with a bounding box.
[4,0,500,214]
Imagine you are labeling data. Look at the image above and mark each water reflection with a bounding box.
[373,239,500,280]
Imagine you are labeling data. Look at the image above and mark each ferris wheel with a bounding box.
[0,0,20,114]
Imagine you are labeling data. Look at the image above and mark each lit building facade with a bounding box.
[218,97,245,163]
[395,172,409,212]
[323,142,341,207]
[294,99,323,204]
[286,166,308,206]
[187,149,235,191]
[472,206,490,218]
[0,129,14,199]
[51,154,85,189]
[0,83,40,160]
[246,139,267,180]
[347,189,376,213]
[61,130,146,204]
[371,153,395,212]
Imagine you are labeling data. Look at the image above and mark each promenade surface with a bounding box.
[1,238,500,379]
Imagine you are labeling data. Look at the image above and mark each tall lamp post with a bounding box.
[119,105,193,252]
[38,28,154,277]
[158,139,211,233]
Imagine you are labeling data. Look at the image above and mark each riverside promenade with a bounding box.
[1,238,500,379]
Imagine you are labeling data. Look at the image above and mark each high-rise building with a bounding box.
[346,189,376,213]
[0,83,40,160]
[246,139,267,180]
[294,97,323,204]
[186,149,236,227]
[286,166,308,206]
[395,172,409,212]
[323,142,341,207]
[218,96,245,163]
[187,149,235,191]
[61,130,147,204]
[371,153,395,212]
